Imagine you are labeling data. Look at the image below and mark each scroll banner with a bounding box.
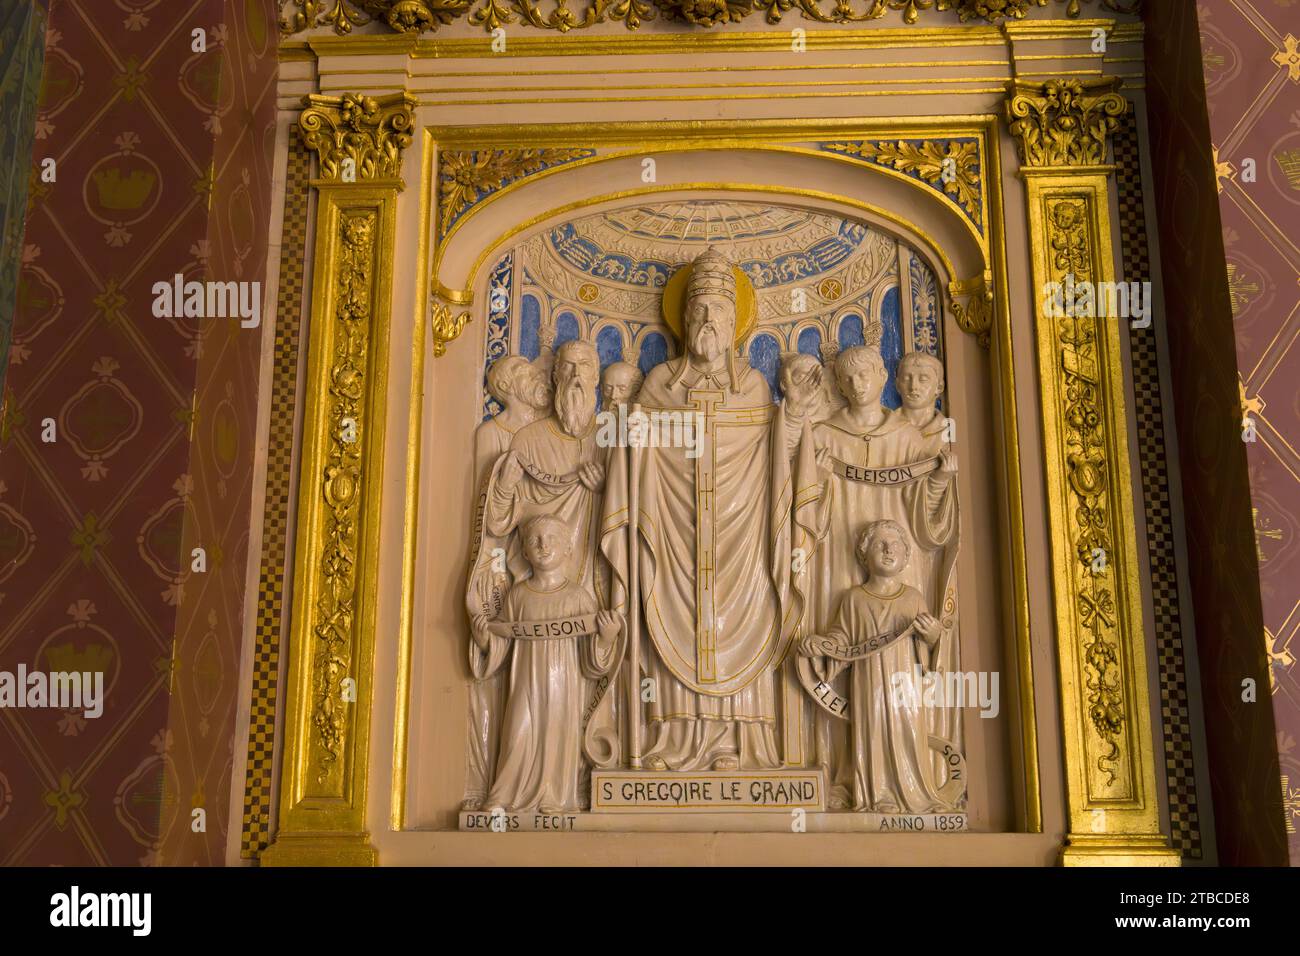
[486,614,597,640]
[522,459,580,487]
[464,452,624,764]
[795,624,966,806]
[828,455,941,485]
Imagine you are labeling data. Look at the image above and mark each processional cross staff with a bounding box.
[626,401,643,769]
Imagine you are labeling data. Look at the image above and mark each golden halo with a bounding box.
[660,262,757,346]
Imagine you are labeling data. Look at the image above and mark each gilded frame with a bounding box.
[263,47,1177,864]
[394,114,1040,837]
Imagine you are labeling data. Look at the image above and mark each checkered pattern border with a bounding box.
[1114,113,1202,859]
[240,133,310,860]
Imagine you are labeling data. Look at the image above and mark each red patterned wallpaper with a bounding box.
[1145,1,1294,864]
[0,0,275,866]
[1196,0,1300,863]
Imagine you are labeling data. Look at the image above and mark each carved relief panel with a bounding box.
[439,198,994,833]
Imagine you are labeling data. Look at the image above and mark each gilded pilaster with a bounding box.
[1005,78,1177,866]
[262,93,416,867]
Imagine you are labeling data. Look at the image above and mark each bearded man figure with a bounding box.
[486,339,606,591]
[600,246,801,772]
[474,356,552,484]
[467,338,619,799]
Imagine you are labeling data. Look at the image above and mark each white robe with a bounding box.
[793,410,956,793]
[463,416,521,804]
[484,581,596,812]
[826,583,951,813]
[599,359,801,770]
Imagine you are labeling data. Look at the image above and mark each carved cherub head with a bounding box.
[601,361,643,410]
[856,519,912,581]
[896,351,945,413]
[521,513,573,574]
[834,345,887,410]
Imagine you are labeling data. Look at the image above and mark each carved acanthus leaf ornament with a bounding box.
[438,149,594,238]
[431,301,471,357]
[1005,78,1128,169]
[948,276,992,349]
[299,93,417,182]
[824,139,982,228]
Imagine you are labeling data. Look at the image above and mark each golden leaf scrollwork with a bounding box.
[514,0,604,30]
[280,0,1140,34]
[655,0,753,26]
[431,300,471,357]
[380,0,474,30]
[281,0,370,34]
[1046,197,1125,785]
[299,93,417,183]
[311,211,376,783]
[948,275,992,348]
[944,0,1138,20]
[1006,78,1129,169]
[438,148,594,237]
[824,139,982,228]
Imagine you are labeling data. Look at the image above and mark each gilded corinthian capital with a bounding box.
[1004,78,1128,169]
[298,92,418,183]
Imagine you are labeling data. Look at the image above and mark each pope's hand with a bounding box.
[498,451,524,492]
[595,610,622,641]
[579,461,605,492]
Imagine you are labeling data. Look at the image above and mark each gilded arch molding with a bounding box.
[426,129,996,356]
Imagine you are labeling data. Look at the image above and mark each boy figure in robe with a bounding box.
[472,514,622,813]
[805,519,950,814]
[793,345,956,806]
[889,350,963,789]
